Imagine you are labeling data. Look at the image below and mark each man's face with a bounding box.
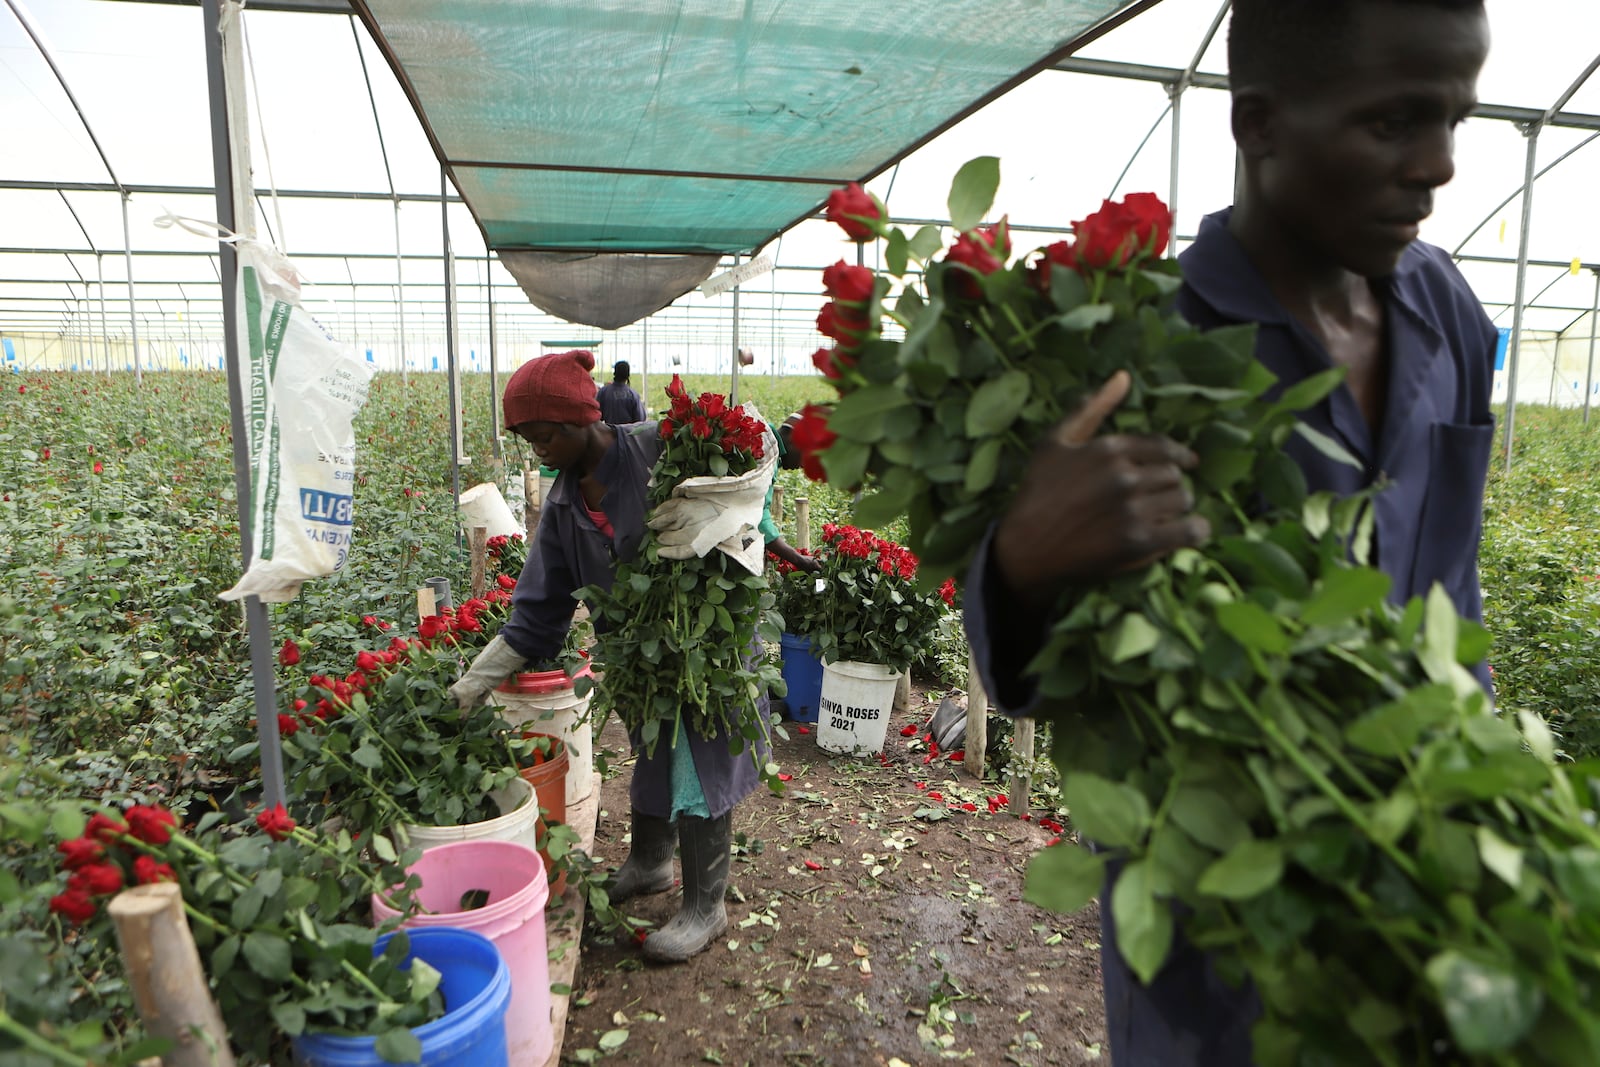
[1253,3,1489,279]
[514,421,585,471]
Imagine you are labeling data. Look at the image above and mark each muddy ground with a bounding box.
[559,688,1107,1067]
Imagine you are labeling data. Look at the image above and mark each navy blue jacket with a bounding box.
[965,210,1496,1065]
[596,381,647,425]
[499,421,766,820]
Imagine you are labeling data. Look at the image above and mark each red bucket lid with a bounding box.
[497,660,593,695]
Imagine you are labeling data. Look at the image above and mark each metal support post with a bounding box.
[442,167,462,518]
[729,253,742,404]
[1504,125,1539,469]
[121,192,142,384]
[1585,269,1599,425]
[204,0,283,808]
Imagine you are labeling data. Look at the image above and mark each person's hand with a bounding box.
[992,371,1210,609]
[796,555,823,574]
[446,635,528,710]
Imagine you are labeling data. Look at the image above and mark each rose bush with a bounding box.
[44,801,435,1064]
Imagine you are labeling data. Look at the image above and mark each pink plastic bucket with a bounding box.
[373,840,551,1067]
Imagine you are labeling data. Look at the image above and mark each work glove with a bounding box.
[648,409,778,575]
[447,634,529,710]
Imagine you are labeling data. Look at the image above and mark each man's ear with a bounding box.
[1231,88,1276,160]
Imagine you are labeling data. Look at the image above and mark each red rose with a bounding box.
[362,614,377,626]
[84,812,128,844]
[92,461,103,475]
[947,221,1009,277]
[659,418,675,439]
[689,415,713,439]
[355,651,380,673]
[698,393,728,418]
[49,889,97,924]
[133,855,176,885]
[40,448,50,461]
[292,698,308,711]
[811,347,855,381]
[57,836,105,870]
[825,183,889,241]
[789,404,837,482]
[256,804,297,842]
[821,260,874,303]
[816,302,870,347]
[1069,193,1171,271]
[666,373,687,399]
[497,573,516,589]
[125,805,176,846]
[938,578,956,607]
[417,615,445,641]
[277,639,301,667]
[72,862,124,897]
[276,713,300,737]
[825,182,883,241]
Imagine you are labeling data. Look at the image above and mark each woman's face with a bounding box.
[514,421,585,471]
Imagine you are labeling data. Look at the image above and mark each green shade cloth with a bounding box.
[356,0,1142,254]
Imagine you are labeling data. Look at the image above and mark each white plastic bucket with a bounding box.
[816,660,900,756]
[494,667,594,806]
[459,482,522,539]
[397,776,540,856]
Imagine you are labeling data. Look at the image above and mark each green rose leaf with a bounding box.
[1299,567,1392,628]
[1477,826,1523,889]
[1110,859,1172,986]
[1293,422,1362,470]
[1425,951,1543,1053]
[908,224,944,263]
[964,370,1031,438]
[1064,773,1151,849]
[374,1027,424,1065]
[598,1028,631,1052]
[1213,600,1290,655]
[947,156,1000,233]
[1197,839,1284,900]
[242,930,292,981]
[1056,304,1115,332]
[964,437,1003,494]
[828,385,909,443]
[1023,842,1106,915]
[1101,612,1160,663]
[885,228,909,277]
[1275,366,1346,413]
[1169,788,1251,853]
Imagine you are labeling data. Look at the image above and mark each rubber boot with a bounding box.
[605,810,677,902]
[642,813,730,963]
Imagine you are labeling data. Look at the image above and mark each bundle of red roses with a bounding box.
[579,377,784,782]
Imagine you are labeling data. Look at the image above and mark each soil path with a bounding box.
[561,690,1108,1066]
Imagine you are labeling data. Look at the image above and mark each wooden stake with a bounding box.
[416,586,436,624]
[894,669,912,713]
[772,485,785,523]
[1008,718,1036,818]
[795,497,810,552]
[108,882,237,1067]
[469,525,488,599]
[963,648,988,781]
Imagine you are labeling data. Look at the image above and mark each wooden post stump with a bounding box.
[894,669,913,713]
[469,525,488,598]
[524,469,541,537]
[963,648,988,780]
[1009,718,1036,818]
[795,497,811,552]
[773,485,785,523]
[108,882,236,1067]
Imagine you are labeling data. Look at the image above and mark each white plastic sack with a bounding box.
[647,403,778,575]
[219,239,372,602]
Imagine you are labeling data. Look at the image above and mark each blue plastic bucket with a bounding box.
[779,633,824,723]
[292,928,511,1067]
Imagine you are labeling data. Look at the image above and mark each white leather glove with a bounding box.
[648,406,778,575]
[447,634,529,710]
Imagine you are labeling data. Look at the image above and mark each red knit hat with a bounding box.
[502,349,601,427]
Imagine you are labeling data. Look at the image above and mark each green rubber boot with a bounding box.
[642,813,730,963]
[605,810,677,902]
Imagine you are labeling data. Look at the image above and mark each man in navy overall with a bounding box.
[965,1,1495,1061]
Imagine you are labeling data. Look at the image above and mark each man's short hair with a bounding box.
[613,360,630,380]
[1228,0,1484,95]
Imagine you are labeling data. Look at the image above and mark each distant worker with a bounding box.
[596,360,647,425]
